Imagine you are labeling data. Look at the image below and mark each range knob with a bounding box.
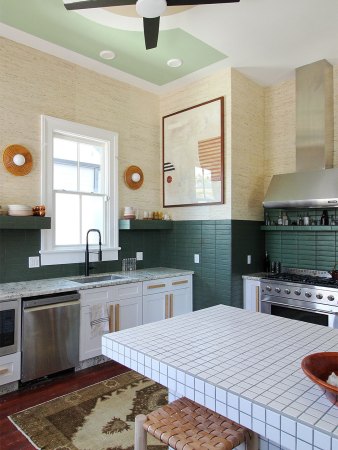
[305,292,312,298]
[266,286,272,292]
[328,295,335,302]
[294,290,301,296]
[275,287,281,293]
[316,293,323,300]
[284,288,291,295]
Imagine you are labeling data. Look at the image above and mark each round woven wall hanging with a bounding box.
[3,144,33,176]
[124,165,144,190]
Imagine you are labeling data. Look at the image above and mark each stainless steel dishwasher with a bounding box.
[21,291,80,383]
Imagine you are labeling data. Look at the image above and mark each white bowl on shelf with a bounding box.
[8,204,32,211]
[8,210,33,216]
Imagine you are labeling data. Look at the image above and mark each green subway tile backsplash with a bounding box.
[265,208,338,269]
[1,219,265,311]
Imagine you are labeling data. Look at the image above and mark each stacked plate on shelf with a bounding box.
[7,204,33,216]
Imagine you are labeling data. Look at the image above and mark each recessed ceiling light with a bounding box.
[100,50,116,60]
[167,58,183,68]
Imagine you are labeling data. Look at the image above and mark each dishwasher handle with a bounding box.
[23,291,80,309]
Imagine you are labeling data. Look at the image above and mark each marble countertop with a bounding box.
[0,268,194,301]
[242,272,269,281]
[102,305,338,450]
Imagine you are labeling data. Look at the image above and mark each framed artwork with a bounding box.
[162,96,224,207]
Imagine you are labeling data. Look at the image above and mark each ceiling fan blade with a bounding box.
[143,17,160,50]
[64,0,135,10]
[166,0,239,4]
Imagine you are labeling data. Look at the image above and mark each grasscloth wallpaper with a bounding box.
[0,37,161,217]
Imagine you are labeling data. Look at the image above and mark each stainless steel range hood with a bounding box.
[263,60,334,209]
[263,167,338,208]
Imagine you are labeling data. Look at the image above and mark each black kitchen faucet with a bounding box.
[85,229,102,276]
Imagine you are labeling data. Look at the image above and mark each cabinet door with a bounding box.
[79,287,113,362]
[80,305,109,361]
[243,279,260,312]
[170,288,192,317]
[143,292,168,324]
[108,297,142,332]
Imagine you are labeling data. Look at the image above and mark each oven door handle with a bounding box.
[261,299,338,315]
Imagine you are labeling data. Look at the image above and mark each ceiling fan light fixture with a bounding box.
[167,58,183,68]
[136,0,167,18]
[99,50,116,60]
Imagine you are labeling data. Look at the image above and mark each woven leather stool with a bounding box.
[134,396,258,450]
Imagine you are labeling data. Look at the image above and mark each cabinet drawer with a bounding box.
[143,278,169,294]
[80,286,116,306]
[169,276,192,291]
[116,282,142,300]
[0,352,20,386]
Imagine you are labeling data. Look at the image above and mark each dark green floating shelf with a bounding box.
[119,219,173,230]
[261,225,338,231]
[0,216,51,229]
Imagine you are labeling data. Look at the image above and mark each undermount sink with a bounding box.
[74,274,127,284]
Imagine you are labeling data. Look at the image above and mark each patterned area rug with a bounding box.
[10,371,167,450]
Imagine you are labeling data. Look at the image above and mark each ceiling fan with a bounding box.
[64,0,240,50]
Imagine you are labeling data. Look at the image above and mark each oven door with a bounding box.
[0,299,20,357]
[261,297,338,328]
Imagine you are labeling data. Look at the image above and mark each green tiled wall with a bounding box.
[0,220,264,310]
[264,208,338,271]
[265,230,338,271]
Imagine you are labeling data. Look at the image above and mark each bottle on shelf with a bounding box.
[264,211,270,226]
[282,212,289,226]
[320,210,329,226]
[277,212,283,225]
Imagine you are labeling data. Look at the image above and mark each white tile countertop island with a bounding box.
[102,305,338,450]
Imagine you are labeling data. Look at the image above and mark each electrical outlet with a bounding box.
[194,254,200,264]
[247,255,252,264]
[28,256,40,268]
[136,252,143,261]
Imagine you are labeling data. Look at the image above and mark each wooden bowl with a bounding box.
[301,352,338,406]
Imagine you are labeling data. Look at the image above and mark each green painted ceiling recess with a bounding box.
[0,0,227,85]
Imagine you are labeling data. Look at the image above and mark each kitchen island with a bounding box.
[102,305,338,450]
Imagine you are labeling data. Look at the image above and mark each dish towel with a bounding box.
[90,304,109,338]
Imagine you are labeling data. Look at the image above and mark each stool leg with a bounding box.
[135,414,148,450]
[247,432,259,450]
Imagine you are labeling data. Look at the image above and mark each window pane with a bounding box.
[79,143,103,193]
[55,193,80,245]
[54,163,77,191]
[53,137,77,161]
[81,195,105,245]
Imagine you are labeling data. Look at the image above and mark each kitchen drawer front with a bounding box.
[0,352,20,386]
[116,282,142,300]
[169,275,192,291]
[143,278,170,294]
[80,286,117,306]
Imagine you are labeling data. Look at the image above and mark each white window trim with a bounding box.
[40,115,119,266]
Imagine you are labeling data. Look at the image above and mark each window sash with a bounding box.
[40,115,119,265]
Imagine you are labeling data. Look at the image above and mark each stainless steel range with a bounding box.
[260,269,338,328]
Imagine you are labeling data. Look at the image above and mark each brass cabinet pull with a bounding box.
[0,368,9,375]
[255,286,260,312]
[169,293,173,318]
[109,305,114,332]
[115,304,120,332]
[165,295,169,319]
[147,283,166,289]
[172,280,188,286]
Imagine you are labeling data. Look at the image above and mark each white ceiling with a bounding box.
[2,0,338,92]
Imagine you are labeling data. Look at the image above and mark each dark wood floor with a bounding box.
[0,361,128,450]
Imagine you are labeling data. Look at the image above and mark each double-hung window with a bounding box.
[40,116,119,265]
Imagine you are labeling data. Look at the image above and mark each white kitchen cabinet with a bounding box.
[79,282,142,361]
[0,352,20,386]
[143,275,192,324]
[243,278,260,312]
